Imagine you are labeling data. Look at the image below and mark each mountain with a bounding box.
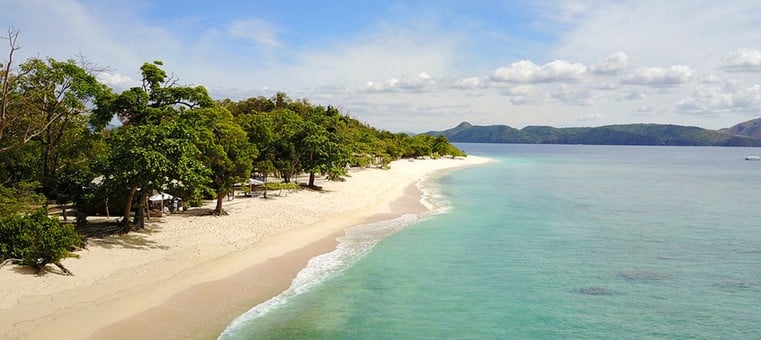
[425,120,761,147]
[720,117,761,139]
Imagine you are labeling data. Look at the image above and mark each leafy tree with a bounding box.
[104,121,209,231]
[298,106,351,188]
[268,109,305,183]
[14,58,111,193]
[236,111,278,198]
[0,181,46,217]
[102,61,216,231]
[0,208,82,275]
[191,106,256,215]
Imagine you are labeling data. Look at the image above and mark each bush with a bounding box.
[0,209,82,273]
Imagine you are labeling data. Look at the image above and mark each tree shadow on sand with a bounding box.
[85,228,169,250]
[8,263,72,276]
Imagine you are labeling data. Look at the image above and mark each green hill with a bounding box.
[426,120,761,147]
[720,117,761,139]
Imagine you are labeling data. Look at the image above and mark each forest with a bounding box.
[0,29,464,273]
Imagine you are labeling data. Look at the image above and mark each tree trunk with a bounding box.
[61,203,67,221]
[132,191,146,229]
[214,192,228,216]
[308,172,316,188]
[121,186,138,232]
[263,174,268,199]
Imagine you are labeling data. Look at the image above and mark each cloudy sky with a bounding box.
[2,1,760,132]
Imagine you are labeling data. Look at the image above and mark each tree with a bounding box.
[102,61,217,231]
[191,106,256,215]
[0,181,45,217]
[297,107,351,188]
[105,122,209,231]
[15,57,111,193]
[0,27,28,153]
[268,109,305,183]
[0,208,82,275]
[236,111,277,198]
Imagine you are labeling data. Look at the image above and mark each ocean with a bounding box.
[219,144,761,339]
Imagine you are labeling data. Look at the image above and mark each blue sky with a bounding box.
[2,1,761,132]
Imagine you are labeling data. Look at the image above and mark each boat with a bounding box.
[745,156,761,161]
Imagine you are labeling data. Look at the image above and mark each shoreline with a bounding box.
[0,156,492,339]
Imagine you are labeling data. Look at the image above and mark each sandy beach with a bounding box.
[0,155,491,339]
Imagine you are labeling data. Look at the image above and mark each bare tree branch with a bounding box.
[1,27,22,141]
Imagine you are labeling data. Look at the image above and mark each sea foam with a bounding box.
[219,177,450,339]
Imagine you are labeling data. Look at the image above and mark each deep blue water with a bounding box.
[221,144,761,339]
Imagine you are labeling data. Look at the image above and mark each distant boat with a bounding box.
[745,156,761,161]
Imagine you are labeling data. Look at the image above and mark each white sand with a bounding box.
[0,156,492,339]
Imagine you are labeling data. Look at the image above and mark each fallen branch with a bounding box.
[1,258,22,267]
[53,262,73,276]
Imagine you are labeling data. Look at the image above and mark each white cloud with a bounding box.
[358,72,437,93]
[580,112,603,121]
[596,81,619,90]
[550,84,594,106]
[453,76,487,89]
[501,84,546,105]
[700,74,723,83]
[549,1,761,69]
[590,52,629,74]
[491,59,586,83]
[675,83,761,115]
[619,91,646,101]
[637,105,658,115]
[622,65,695,86]
[722,48,761,72]
[96,72,135,89]
[227,19,281,48]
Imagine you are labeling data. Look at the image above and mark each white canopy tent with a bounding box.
[148,193,174,202]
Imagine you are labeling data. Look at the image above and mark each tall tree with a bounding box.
[104,61,214,231]
[105,122,208,231]
[236,111,277,198]
[191,106,256,215]
[14,57,111,191]
[297,106,351,188]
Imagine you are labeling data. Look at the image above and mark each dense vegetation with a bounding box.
[427,121,761,146]
[0,29,464,272]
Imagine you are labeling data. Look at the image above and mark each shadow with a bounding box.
[87,231,169,250]
[7,263,72,276]
[176,208,216,217]
[76,220,124,238]
[299,184,332,193]
[9,265,40,276]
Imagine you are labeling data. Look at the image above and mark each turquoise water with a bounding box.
[220,144,761,339]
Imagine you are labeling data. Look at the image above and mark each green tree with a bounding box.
[191,106,256,215]
[236,111,277,198]
[0,208,82,275]
[0,181,46,217]
[102,61,217,231]
[105,122,209,231]
[298,106,351,188]
[14,57,111,193]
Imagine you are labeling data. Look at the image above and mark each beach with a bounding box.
[0,156,491,339]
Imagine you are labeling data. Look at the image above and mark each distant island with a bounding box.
[426,117,761,147]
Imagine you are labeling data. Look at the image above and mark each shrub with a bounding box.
[0,209,82,274]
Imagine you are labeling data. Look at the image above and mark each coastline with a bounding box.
[0,156,492,339]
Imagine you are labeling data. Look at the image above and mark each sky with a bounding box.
[2,0,760,132]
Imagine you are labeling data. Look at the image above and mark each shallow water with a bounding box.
[221,144,761,339]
